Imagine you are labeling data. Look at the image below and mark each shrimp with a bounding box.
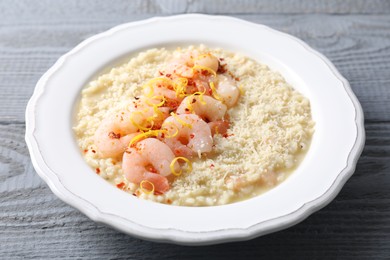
[164,51,222,98]
[143,77,178,100]
[193,53,219,73]
[215,75,240,108]
[176,95,227,123]
[208,120,230,136]
[165,51,219,79]
[176,95,229,136]
[160,114,213,157]
[191,73,213,94]
[143,77,186,110]
[165,50,199,78]
[94,117,138,158]
[228,171,277,192]
[189,53,220,93]
[122,138,179,194]
[128,97,170,130]
[94,97,170,158]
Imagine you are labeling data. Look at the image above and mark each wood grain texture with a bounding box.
[0,122,389,259]
[1,0,390,18]
[1,15,390,122]
[1,0,390,259]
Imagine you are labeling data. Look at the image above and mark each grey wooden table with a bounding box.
[1,0,389,259]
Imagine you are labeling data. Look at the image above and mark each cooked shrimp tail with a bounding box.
[122,138,179,194]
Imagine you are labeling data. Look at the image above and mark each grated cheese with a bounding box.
[73,45,315,206]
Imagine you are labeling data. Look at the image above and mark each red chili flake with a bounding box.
[161,133,165,138]
[83,149,88,153]
[152,124,162,130]
[132,193,137,197]
[91,150,96,153]
[147,165,157,173]
[159,71,163,76]
[218,65,227,74]
[166,199,172,204]
[189,133,195,139]
[219,58,225,61]
[187,79,195,86]
[134,96,140,100]
[95,168,100,174]
[165,99,180,110]
[191,98,196,104]
[108,131,121,139]
[210,164,215,169]
[125,150,132,154]
[116,182,125,189]
[166,73,171,77]
[184,108,190,112]
[223,133,234,138]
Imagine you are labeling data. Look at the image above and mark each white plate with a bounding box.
[25,14,365,245]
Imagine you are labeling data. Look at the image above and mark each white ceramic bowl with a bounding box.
[25,14,365,245]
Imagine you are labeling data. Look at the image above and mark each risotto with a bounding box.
[73,45,314,206]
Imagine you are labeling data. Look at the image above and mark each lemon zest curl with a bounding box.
[170,157,192,176]
[140,180,155,194]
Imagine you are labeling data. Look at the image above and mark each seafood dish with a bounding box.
[74,45,314,206]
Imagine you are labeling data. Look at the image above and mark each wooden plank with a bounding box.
[1,15,390,122]
[1,0,390,258]
[0,122,389,258]
[1,0,390,20]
